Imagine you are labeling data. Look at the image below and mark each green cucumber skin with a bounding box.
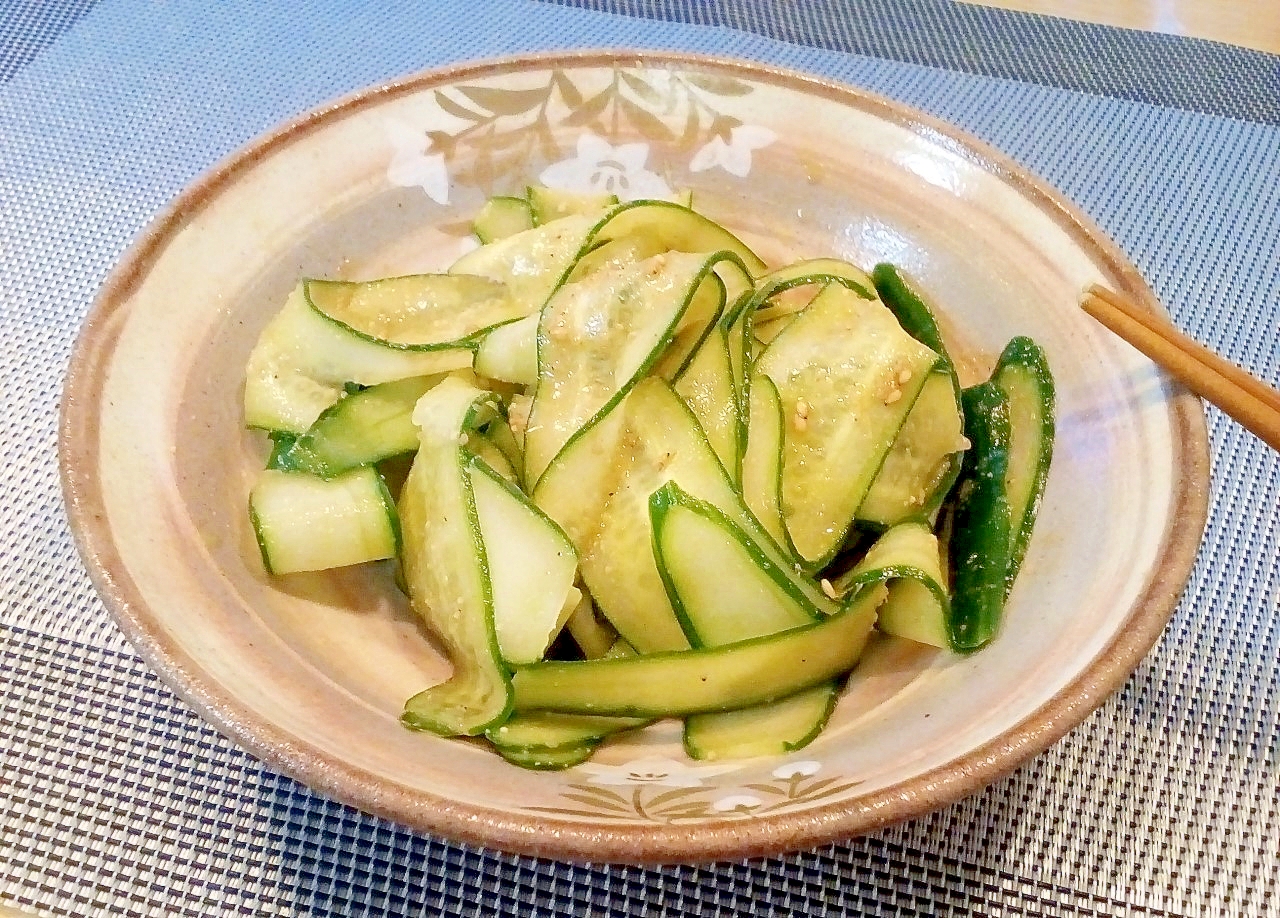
[247,500,275,576]
[993,336,1056,595]
[746,259,877,311]
[948,382,1013,652]
[871,264,952,363]
[265,431,300,471]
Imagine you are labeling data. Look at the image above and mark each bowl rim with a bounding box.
[58,49,1210,864]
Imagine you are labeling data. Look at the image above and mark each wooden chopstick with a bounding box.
[1080,284,1280,453]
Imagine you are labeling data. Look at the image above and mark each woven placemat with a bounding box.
[2,0,1276,914]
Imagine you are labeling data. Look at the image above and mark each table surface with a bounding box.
[960,0,1280,54]
[2,2,1278,916]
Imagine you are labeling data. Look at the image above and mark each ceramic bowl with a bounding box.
[60,51,1208,863]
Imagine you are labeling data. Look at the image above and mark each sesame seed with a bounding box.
[820,578,838,599]
[898,369,913,385]
[883,388,902,405]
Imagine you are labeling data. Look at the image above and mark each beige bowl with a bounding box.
[59,51,1208,864]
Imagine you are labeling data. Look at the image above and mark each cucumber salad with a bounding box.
[244,189,1055,769]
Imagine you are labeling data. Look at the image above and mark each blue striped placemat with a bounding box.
[1,0,1276,915]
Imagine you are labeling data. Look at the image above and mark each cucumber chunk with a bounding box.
[249,466,399,574]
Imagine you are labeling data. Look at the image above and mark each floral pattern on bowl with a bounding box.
[528,759,860,824]
[384,63,776,208]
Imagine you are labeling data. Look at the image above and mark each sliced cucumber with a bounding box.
[947,381,1013,652]
[467,457,579,666]
[740,374,787,550]
[863,263,968,524]
[474,314,538,385]
[528,185,618,225]
[752,315,792,349]
[399,379,511,736]
[672,325,738,477]
[249,466,398,574]
[270,375,443,477]
[511,584,886,717]
[467,426,518,485]
[494,743,598,770]
[650,483,818,647]
[649,482,837,760]
[857,368,967,526]
[871,263,952,360]
[942,336,1054,650]
[569,393,723,651]
[586,199,767,278]
[563,593,617,660]
[523,250,736,488]
[745,257,876,313]
[304,274,519,350]
[684,684,839,761]
[449,213,599,309]
[992,336,1055,592]
[473,195,533,243]
[244,283,472,433]
[755,282,940,569]
[649,270,731,383]
[835,521,951,649]
[535,379,839,654]
[486,711,646,751]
